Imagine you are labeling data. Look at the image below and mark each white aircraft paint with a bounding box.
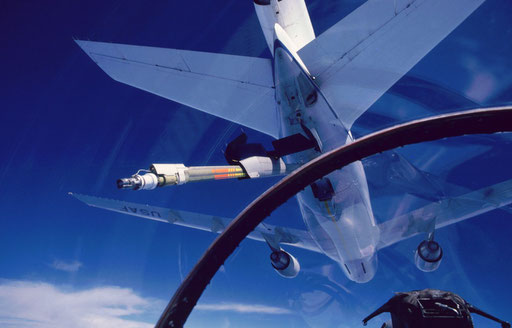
[74,0,496,283]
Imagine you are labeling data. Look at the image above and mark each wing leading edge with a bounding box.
[76,40,280,138]
[70,175,512,260]
[298,0,485,130]
[70,193,321,253]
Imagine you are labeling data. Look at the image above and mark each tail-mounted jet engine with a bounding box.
[270,250,300,278]
[415,239,443,272]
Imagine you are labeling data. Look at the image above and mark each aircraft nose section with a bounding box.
[342,254,378,283]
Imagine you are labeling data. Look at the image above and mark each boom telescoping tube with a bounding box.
[116,156,290,190]
[117,164,247,190]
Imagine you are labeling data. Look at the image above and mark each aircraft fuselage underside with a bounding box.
[273,34,380,283]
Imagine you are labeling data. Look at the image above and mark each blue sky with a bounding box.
[1,0,512,327]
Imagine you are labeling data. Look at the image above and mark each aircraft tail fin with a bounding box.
[75,40,279,138]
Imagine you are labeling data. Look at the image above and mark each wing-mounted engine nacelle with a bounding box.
[270,250,300,278]
[415,240,443,272]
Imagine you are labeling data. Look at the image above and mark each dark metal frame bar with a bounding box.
[156,106,512,328]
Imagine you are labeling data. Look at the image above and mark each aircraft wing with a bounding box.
[69,193,321,253]
[75,40,279,138]
[298,0,485,130]
[376,178,512,250]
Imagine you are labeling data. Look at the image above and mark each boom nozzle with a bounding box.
[117,177,137,189]
[116,172,158,190]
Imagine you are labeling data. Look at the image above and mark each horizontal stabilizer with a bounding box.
[70,192,320,253]
[299,0,485,130]
[76,40,279,138]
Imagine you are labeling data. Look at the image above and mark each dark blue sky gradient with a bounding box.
[1,0,512,326]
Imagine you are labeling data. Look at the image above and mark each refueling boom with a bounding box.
[117,156,291,190]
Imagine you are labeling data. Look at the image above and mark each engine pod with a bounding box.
[270,250,300,278]
[415,240,443,272]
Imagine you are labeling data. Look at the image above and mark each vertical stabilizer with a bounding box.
[254,0,315,55]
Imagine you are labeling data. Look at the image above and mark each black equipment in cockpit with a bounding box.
[362,289,510,328]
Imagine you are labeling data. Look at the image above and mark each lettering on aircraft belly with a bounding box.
[120,206,161,218]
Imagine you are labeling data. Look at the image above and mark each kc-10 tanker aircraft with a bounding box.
[73,0,512,283]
